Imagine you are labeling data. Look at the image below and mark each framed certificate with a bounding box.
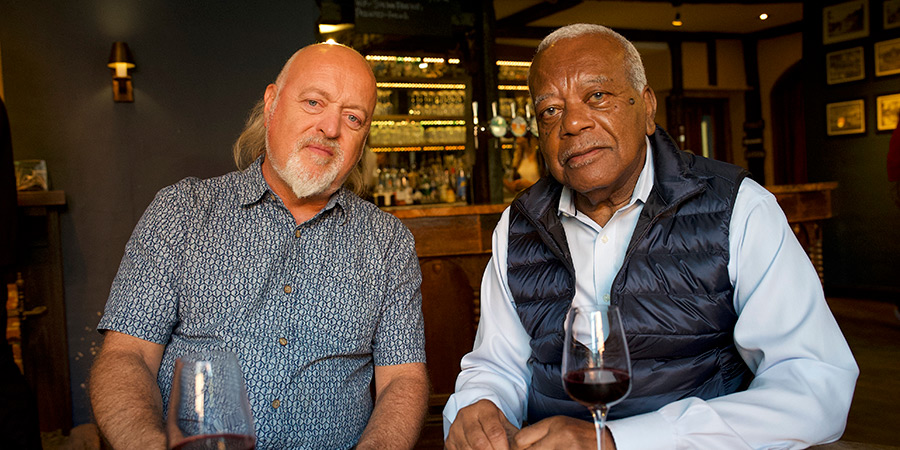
[876,93,900,131]
[823,0,869,45]
[826,46,865,84]
[826,99,865,136]
[885,0,900,29]
[875,37,900,76]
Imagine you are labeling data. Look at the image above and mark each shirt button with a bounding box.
[601,235,609,244]
[283,285,292,294]
[279,337,288,346]
[294,229,301,238]
[272,399,281,409]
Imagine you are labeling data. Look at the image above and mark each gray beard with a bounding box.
[266,135,343,199]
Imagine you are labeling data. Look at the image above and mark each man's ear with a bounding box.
[642,86,658,135]
[263,84,278,126]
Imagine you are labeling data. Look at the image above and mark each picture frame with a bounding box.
[826,46,865,84]
[826,99,866,136]
[823,0,869,45]
[876,93,900,131]
[885,0,900,30]
[875,37,900,76]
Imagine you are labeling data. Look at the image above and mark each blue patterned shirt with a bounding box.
[98,157,426,449]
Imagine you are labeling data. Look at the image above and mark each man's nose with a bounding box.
[560,103,593,136]
[317,107,341,139]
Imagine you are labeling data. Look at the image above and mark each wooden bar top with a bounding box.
[384,202,509,219]
[765,182,837,223]
[17,190,66,207]
[765,181,838,194]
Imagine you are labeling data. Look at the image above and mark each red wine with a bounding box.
[563,368,630,407]
[171,433,255,450]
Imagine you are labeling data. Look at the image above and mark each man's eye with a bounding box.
[307,99,319,107]
[348,114,359,123]
[591,92,605,100]
[541,107,558,118]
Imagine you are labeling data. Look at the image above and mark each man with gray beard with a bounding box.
[90,43,429,449]
[444,24,856,449]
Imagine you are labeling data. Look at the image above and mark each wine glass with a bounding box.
[166,350,256,450]
[562,304,632,450]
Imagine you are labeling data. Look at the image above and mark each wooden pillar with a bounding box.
[470,0,504,204]
[742,38,766,184]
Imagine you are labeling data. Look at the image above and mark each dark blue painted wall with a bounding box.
[803,1,900,298]
[0,0,318,426]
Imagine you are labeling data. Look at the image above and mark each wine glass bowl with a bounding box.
[166,351,256,450]
[562,304,631,450]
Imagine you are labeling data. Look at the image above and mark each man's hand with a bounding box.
[510,415,616,450]
[446,399,520,449]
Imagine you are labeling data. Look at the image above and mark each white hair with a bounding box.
[531,23,648,91]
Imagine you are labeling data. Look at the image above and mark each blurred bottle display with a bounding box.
[366,53,473,206]
[371,154,471,207]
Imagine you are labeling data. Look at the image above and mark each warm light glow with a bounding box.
[759,13,769,20]
[111,62,130,78]
[325,38,338,45]
[318,23,353,34]
[365,55,460,65]
[672,12,683,27]
[369,145,466,153]
[418,62,428,69]
[499,85,530,91]
[497,60,531,67]
[376,82,466,90]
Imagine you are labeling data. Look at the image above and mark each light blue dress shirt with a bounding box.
[443,140,858,449]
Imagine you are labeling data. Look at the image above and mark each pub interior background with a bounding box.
[1,0,899,447]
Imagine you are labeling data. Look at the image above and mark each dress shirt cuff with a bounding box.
[442,388,522,438]
[606,411,675,450]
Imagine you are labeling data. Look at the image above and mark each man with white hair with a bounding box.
[444,24,858,449]
[90,43,429,449]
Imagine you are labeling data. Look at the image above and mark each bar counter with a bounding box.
[385,202,508,258]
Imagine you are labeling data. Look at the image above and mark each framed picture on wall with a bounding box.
[826,99,866,136]
[826,46,865,84]
[875,37,900,76]
[885,0,900,29]
[823,0,869,44]
[876,93,900,130]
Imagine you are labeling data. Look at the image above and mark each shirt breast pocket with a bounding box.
[294,261,386,358]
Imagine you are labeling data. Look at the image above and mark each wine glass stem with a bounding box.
[590,406,608,450]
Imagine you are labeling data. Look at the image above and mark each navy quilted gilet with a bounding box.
[508,126,752,423]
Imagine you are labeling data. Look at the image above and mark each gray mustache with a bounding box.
[559,141,606,166]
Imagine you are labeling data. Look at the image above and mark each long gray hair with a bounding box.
[531,23,648,91]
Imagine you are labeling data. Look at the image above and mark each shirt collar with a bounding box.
[238,155,350,218]
[558,135,655,217]
[238,156,270,207]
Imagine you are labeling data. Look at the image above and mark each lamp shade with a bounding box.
[107,42,135,69]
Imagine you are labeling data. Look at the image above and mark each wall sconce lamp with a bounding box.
[671,1,683,27]
[107,42,135,102]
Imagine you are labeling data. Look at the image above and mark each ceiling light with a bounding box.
[759,13,768,21]
[318,23,353,34]
[672,12,683,27]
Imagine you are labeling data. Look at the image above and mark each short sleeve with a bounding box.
[97,181,194,343]
[371,219,426,366]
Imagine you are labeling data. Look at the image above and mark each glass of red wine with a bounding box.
[562,304,631,450]
[166,351,256,450]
